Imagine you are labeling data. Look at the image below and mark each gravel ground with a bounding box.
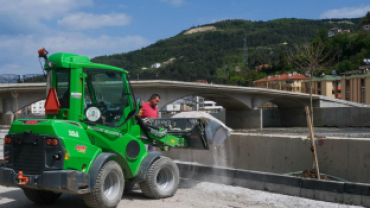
[0,179,363,208]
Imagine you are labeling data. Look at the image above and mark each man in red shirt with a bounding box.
[139,94,160,152]
[139,94,160,119]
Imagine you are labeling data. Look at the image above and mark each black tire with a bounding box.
[23,189,62,204]
[83,161,124,208]
[124,181,136,193]
[139,157,179,199]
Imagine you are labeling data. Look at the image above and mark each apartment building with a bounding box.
[302,75,342,99]
[254,72,309,93]
[341,70,370,104]
[31,100,45,114]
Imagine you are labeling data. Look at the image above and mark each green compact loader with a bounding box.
[0,49,229,208]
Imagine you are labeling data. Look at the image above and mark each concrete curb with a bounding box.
[176,163,370,207]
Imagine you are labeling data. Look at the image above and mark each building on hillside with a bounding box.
[341,69,365,76]
[31,100,45,114]
[141,67,148,70]
[234,66,241,72]
[364,25,370,30]
[328,28,342,38]
[302,75,342,99]
[194,80,208,84]
[254,72,309,93]
[150,63,161,68]
[255,64,270,71]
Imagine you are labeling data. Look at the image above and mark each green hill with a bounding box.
[92,18,361,84]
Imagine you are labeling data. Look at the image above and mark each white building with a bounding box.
[194,96,223,113]
[151,63,161,68]
[162,96,223,114]
[31,100,45,114]
[328,28,342,38]
[202,100,223,113]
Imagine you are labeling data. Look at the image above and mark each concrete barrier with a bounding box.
[226,109,262,129]
[264,107,370,128]
[176,162,370,207]
[165,133,370,184]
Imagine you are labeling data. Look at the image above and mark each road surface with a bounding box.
[0,179,363,208]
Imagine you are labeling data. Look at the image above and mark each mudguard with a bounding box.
[131,151,162,183]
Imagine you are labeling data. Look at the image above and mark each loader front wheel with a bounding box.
[23,189,62,204]
[139,157,179,198]
[83,161,124,208]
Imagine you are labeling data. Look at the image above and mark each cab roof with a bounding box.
[45,52,127,74]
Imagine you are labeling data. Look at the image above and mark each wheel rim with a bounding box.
[103,171,121,201]
[155,166,174,192]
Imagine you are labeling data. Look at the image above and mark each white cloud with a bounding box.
[0,0,149,75]
[0,34,150,74]
[58,12,132,30]
[0,0,92,20]
[0,0,93,35]
[160,0,184,7]
[320,5,370,19]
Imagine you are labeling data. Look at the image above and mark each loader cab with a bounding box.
[44,53,135,131]
[82,68,133,127]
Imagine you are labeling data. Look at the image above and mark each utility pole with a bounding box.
[243,33,249,71]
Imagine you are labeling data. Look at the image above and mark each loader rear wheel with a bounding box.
[139,157,179,198]
[23,189,62,204]
[83,161,124,208]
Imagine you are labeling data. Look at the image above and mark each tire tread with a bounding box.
[83,161,123,208]
[139,156,179,199]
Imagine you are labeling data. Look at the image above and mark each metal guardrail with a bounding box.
[0,74,21,83]
[0,74,45,83]
[23,74,45,83]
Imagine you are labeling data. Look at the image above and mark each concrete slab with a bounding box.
[344,194,363,206]
[362,196,370,207]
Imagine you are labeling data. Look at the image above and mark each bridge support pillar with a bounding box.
[226,109,263,129]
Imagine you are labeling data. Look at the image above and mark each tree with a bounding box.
[360,11,370,25]
[318,28,328,42]
[288,40,337,178]
[279,51,288,70]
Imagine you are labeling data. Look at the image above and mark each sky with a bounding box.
[0,0,369,75]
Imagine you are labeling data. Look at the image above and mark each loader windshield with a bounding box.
[83,68,130,126]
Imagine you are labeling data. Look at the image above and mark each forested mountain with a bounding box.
[92,18,362,84]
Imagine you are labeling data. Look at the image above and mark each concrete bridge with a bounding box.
[0,80,367,127]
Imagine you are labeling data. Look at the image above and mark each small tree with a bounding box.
[289,40,337,178]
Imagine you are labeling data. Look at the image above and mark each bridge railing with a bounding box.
[0,74,252,86]
[23,74,45,83]
[0,74,46,83]
[0,74,21,83]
